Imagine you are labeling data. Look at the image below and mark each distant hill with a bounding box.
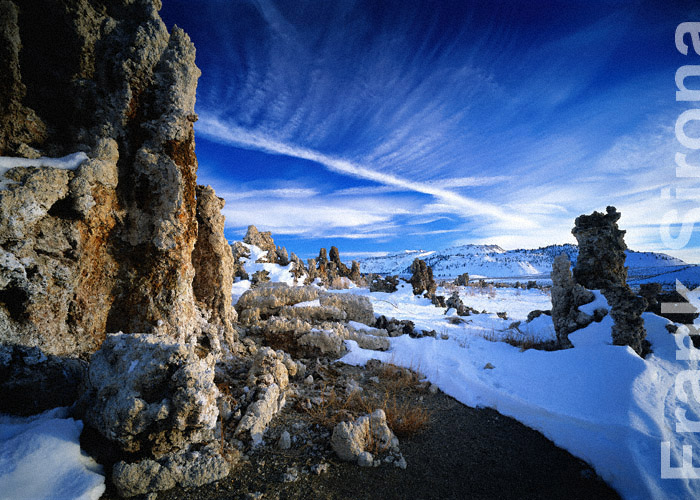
[356,244,696,287]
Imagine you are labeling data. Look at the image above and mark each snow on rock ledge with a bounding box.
[0,152,88,190]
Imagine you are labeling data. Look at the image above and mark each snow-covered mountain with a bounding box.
[356,243,692,283]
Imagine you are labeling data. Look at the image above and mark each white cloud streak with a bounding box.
[198,115,538,229]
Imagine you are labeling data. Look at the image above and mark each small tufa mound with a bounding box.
[331,409,401,467]
[368,274,399,293]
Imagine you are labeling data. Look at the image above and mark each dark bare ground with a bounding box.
[111,361,622,500]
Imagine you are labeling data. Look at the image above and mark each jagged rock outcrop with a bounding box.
[192,185,237,345]
[409,258,436,297]
[572,206,627,289]
[571,207,647,355]
[243,225,277,262]
[303,245,358,286]
[550,254,598,347]
[368,274,399,293]
[235,284,386,357]
[349,261,362,283]
[230,241,250,280]
[0,344,87,415]
[0,0,231,356]
[233,347,294,445]
[331,409,401,466]
[446,292,477,317]
[454,273,470,287]
[81,333,228,496]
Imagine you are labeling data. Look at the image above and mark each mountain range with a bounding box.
[355,244,695,286]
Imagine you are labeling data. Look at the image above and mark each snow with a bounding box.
[357,243,697,286]
[293,299,321,308]
[0,408,105,500]
[0,153,89,190]
[578,289,609,316]
[231,242,306,304]
[339,284,700,500]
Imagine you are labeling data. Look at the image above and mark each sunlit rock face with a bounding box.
[0,0,231,355]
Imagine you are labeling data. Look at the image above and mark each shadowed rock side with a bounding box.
[551,254,597,347]
[572,206,628,290]
[570,207,647,355]
[192,185,237,343]
[0,0,237,356]
[409,258,436,297]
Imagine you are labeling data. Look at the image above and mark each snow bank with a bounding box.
[0,153,88,190]
[340,285,700,500]
[0,408,105,500]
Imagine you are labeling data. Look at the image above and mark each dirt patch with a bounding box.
[99,361,621,500]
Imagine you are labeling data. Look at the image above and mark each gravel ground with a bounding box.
[99,361,620,500]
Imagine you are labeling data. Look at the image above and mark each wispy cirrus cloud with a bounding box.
[160,0,697,258]
[198,115,537,229]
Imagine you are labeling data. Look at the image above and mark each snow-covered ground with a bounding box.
[337,284,700,500]
[0,408,105,500]
[356,243,698,288]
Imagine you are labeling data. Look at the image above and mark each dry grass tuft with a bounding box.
[481,329,558,351]
[381,392,431,438]
[300,363,431,439]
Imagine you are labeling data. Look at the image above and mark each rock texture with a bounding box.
[192,184,237,345]
[234,347,290,445]
[235,284,387,357]
[572,206,627,290]
[331,409,401,466]
[82,334,220,457]
[81,333,229,496]
[409,258,436,297]
[571,207,647,355]
[550,254,597,347]
[0,0,232,356]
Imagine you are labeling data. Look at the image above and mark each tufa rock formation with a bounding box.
[550,254,598,347]
[192,185,237,344]
[572,206,628,289]
[571,207,647,355]
[454,273,470,287]
[331,409,402,466]
[81,333,229,496]
[0,0,234,356]
[409,258,436,297]
[306,246,358,286]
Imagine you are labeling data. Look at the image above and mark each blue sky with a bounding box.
[161,1,700,261]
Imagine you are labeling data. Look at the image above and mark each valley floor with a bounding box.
[2,279,699,499]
